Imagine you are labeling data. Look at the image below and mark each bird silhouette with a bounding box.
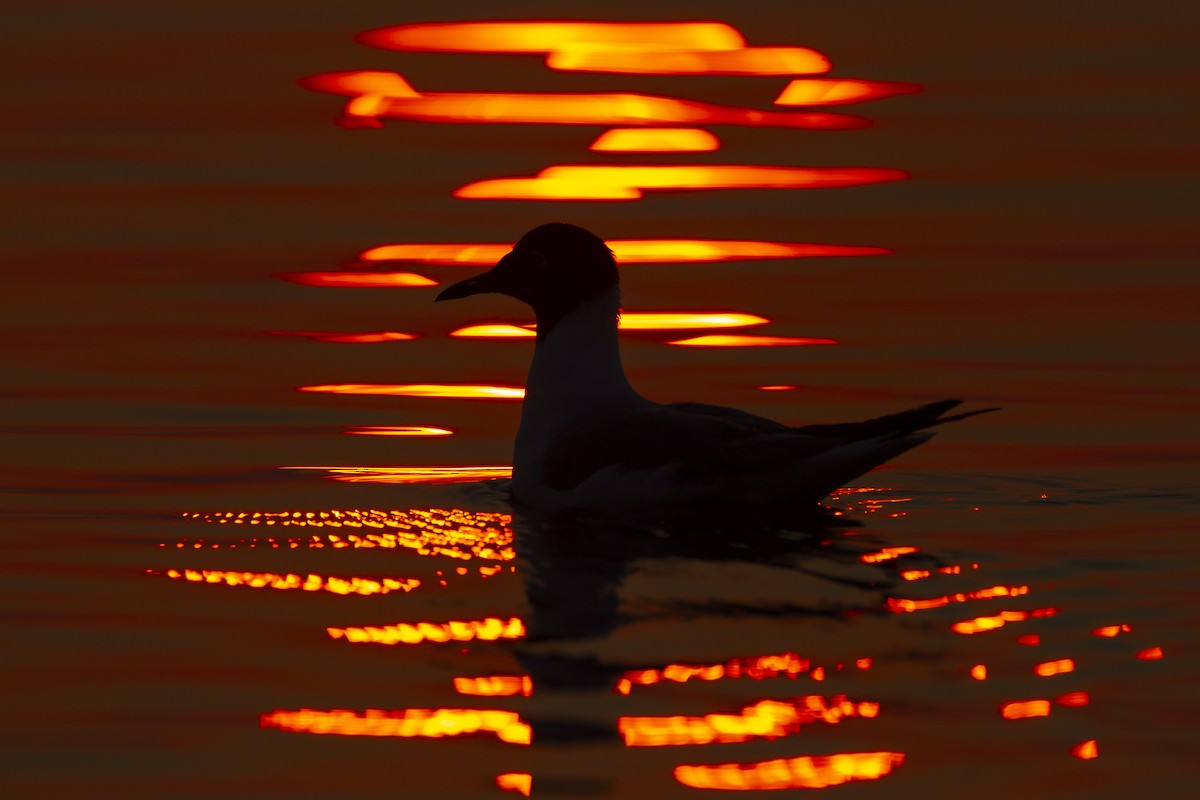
[437,223,994,511]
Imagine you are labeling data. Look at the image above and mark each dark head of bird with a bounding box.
[435,223,619,338]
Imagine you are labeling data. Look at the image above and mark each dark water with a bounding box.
[4,2,1198,798]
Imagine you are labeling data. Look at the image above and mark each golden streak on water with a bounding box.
[951,607,1059,635]
[667,334,836,347]
[151,568,419,596]
[454,164,906,201]
[590,127,720,152]
[614,651,871,695]
[261,708,530,744]
[359,21,748,54]
[276,271,437,287]
[454,675,533,697]
[358,239,888,265]
[859,546,919,563]
[1000,700,1051,720]
[550,46,830,75]
[774,78,923,106]
[674,752,905,791]
[181,508,514,561]
[344,426,454,436]
[886,584,1030,613]
[282,465,513,484]
[298,383,525,399]
[327,616,526,645]
[495,773,532,796]
[271,331,417,343]
[1034,658,1075,677]
[450,324,536,339]
[619,695,880,747]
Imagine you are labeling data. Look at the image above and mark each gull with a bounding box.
[436,223,994,512]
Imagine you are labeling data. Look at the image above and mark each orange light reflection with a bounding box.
[184,508,514,561]
[1072,740,1099,760]
[359,21,748,54]
[261,708,529,744]
[276,271,436,288]
[1000,700,1050,720]
[969,664,988,681]
[668,334,836,347]
[618,652,813,694]
[454,675,533,698]
[1034,658,1075,677]
[299,383,524,399]
[282,466,513,484]
[449,325,536,339]
[153,568,418,596]
[675,752,905,791]
[271,330,416,343]
[327,615,525,645]
[550,47,830,75]
[1092,623,1133,637]
[1055,691,1090,707]
[1136,646,1164,660]
[887,584,1029,613]
[455,164,906,201]
[775,78,923,106]
[304,72,866,131]
[360,239,888,265]
[344,426,453,437]
[496,773,532,796]
[860,546,918,563]
[591,127,720,152]
[620,695,879,747]
[951,607,1059,635]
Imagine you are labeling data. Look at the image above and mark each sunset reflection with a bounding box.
[617,652,836,694]
[454,164,906,201]
[619,696,879,747]
[668,334,836,347]
[359,239,888,265]
[454,675,532,698]
[675,752,905,791]
[182,508,513,561]
[261,708,530,744]
[887,584,1029,613]
[271,331,416,343]
[285,465,513,484]
[344,426,453,436]
[775,78,923,106]
[590,127,720,153]
[358,21,748,54]
[151,568,419,596]
[299,383,524,399]
[495,773,532,796]
[951,607,1058,634]
[327,615,525,645]
[276,270,436,288]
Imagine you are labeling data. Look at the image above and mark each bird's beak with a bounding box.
[434,249,539,303]
[434,271,498,302]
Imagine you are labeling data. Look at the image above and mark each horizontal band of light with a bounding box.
[675,752,905,791]
[454,675,533,697]
[951,606,1059,634]
[151,568,419,596]
[668,335,836,347]
[299,383,524,399]
[886,585,1029,613]
[590,127,720,152]
[328,615,525,645]
[302,72,864,130]
[270,331,416,343]
[360,239,887,265]
[620,696,879,747]
[455,164,907,201]
[358,22,747,53]
[261,707,529,744]
[549,46,829,75]
[449,313,767,339]
[344,426,453,436]
[277,271,437,288]
[282,466,513,484]
[775,78,923,106]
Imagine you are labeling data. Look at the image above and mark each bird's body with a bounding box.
[436,223,993,512]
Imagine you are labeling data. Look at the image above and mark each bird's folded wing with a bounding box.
[540,402,834,492]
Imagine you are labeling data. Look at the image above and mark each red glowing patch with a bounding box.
[359,239,888,265]
[775,78,923,106]
[281,466,513,484]
[674,752,905,791]
[454,164,906,201]
[590,127,720,152]
[271,331,416,343]
[668,334,836,347]
[277,271,437,288]
[261,707,529,744]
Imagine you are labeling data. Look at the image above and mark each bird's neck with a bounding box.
[524,284,637,411]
